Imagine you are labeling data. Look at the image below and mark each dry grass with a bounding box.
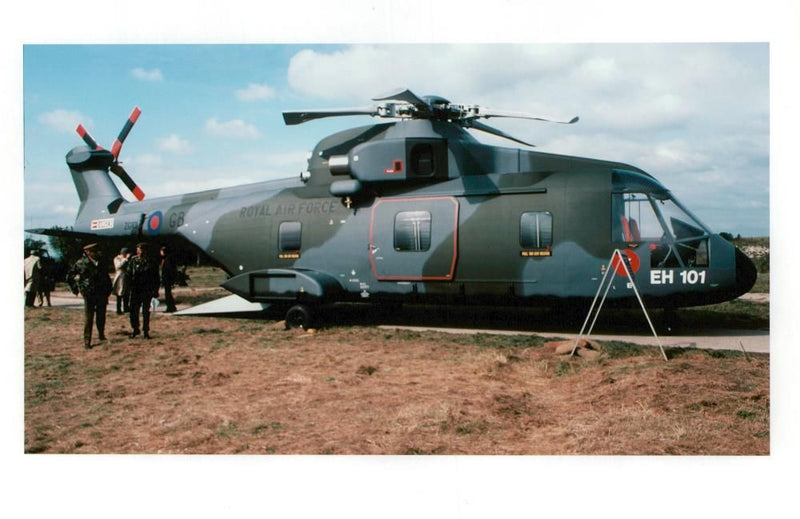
[24,301,769,455]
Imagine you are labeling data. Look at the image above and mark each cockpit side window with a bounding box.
[615,193,664,240]
[612,192,710,268]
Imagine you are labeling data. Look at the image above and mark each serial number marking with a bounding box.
[650,269,707,285]
[90,218,114,230]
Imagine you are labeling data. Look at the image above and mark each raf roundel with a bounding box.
[612,249,641,277]
[147,211,163,235]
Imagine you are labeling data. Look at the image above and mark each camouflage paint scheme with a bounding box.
[37,109,757,325]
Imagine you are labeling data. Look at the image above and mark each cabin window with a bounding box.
[278,221,302,251]
[520,211,553,251]
[394,211,432,252]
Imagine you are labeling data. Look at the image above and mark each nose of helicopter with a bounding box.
[733,247,758,298]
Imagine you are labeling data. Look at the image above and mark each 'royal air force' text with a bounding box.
[239,201,338,219]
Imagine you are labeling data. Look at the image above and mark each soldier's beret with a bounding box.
[83,243,99,252]
[136,242,151,249]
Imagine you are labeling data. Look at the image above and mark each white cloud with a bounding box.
[573,57,619,84]
[646,140,712,173]
[129,153,163,167]
[153,176,259,197]
[53,204,77,216]
[38,109,91,134]
[205,117,261,139]
[236,83,276,101]
[134,164,261,197]
[131,67,164,82]
[240,150,310,169]
[23,181,79,229]
[286,45,584,103]
[157,134,192,154]
[285,44,769,139]
[589,93,694,131]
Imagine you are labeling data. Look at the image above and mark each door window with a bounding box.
[394,211,432,252]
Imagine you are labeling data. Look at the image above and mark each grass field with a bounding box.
[25,264,770,455]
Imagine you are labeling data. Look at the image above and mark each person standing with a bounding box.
[36,251,55,307]
[160,246,178,313]
[126,242,160,339]
[68,243,112,349]
[24,249,41,307]
[112,247,132,314]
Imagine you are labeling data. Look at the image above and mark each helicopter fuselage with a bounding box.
[66,119,756,318]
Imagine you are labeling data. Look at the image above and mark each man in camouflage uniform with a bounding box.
[126,242,160,339]
[68,243,112,349]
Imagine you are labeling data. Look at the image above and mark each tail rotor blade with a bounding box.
[76,124,101,150]
[111,106,142,158]
[110,162,145,201]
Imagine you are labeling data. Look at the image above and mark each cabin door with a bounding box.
[368,196,459,281]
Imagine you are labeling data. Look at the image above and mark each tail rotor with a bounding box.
[75,107,146,201]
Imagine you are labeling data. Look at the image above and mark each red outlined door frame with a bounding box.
[369,196,459,281]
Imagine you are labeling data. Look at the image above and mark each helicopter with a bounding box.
[29,88,757,329]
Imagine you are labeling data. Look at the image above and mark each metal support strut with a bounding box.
[570,249,668,361]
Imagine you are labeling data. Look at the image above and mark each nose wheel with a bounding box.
[285,304,317,330]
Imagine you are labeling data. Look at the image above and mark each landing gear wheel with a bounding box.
[285,304,315,330]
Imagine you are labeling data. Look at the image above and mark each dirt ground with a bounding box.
[24,291,769,455]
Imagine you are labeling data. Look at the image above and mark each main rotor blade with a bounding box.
[282,107,378,126]
[477,108,579,125]
[111,106,142,158]
[110,162,145,201]
[372,88,428,109]
[468,120,536,147]
[76,124,101,150]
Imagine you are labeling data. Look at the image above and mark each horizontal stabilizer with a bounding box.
[26,227,104,239]
[173,294,270,316]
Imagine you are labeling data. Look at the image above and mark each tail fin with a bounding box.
[66,146,125,228]
[67,147,123,203]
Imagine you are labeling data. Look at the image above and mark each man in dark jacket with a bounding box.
[160,246,178,313]
[126,242,160,339]
[68,243,112,349]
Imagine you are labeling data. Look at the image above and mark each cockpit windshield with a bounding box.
[612,190,711,268]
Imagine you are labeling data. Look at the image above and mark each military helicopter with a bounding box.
[29,88,757,329]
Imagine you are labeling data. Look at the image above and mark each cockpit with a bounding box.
[611,170,711,268]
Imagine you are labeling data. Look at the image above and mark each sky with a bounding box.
[23,42,769,236]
